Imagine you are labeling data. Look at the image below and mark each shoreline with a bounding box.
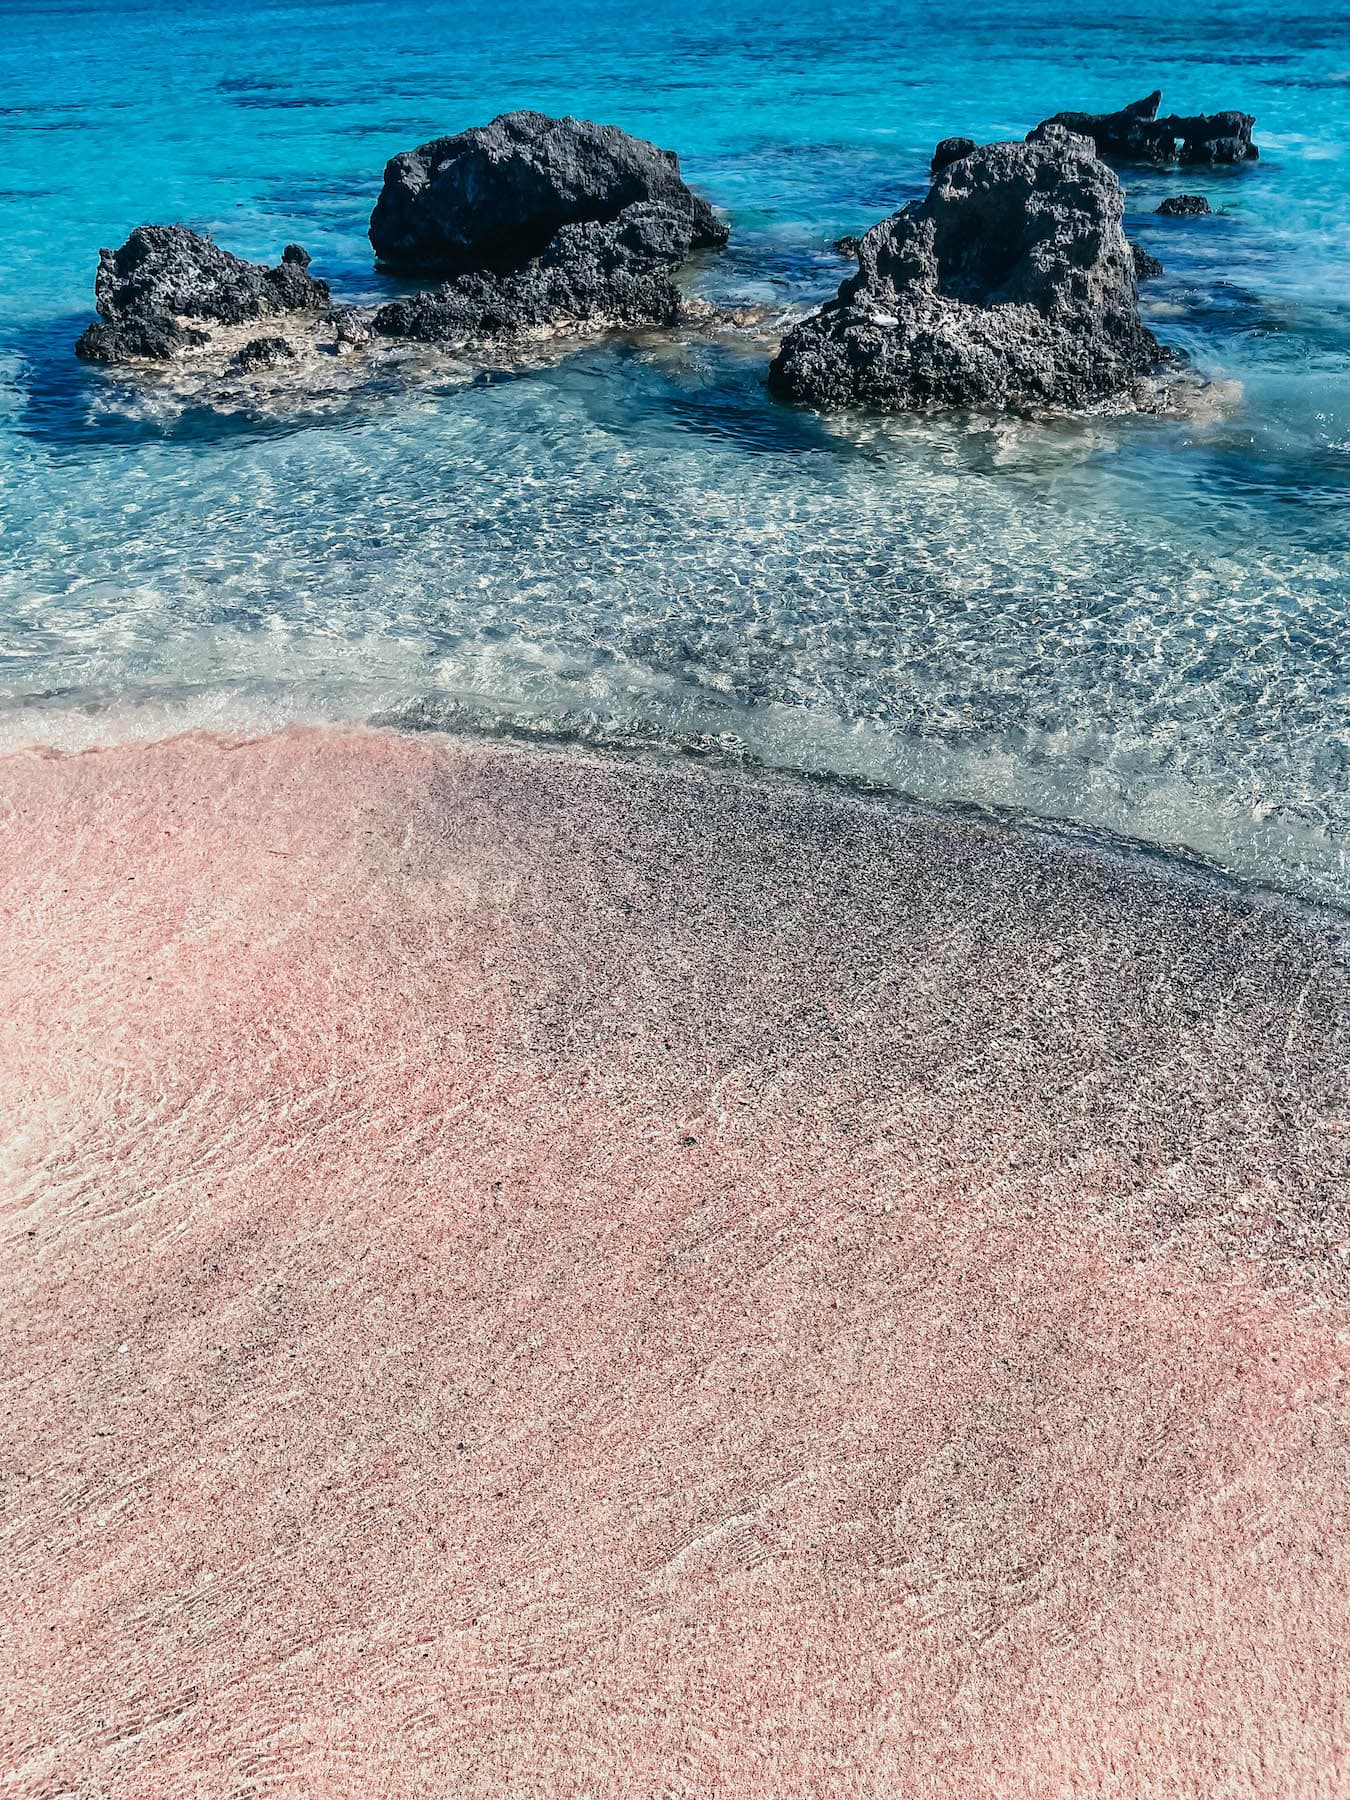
[5,0,1349,1788]
[3,712,1346,924]
[3,726,1347,1794]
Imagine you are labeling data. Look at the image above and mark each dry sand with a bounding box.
[1,727,1347,1797]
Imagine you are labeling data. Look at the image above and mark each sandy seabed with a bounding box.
[1,727,1347,1798]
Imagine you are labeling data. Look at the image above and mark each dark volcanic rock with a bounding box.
[329,308,373,352]
[1037,92,1167,161]
[75,226,329,364]
[1034,92,1257,165]
[1130,242,1164,280]
[768,125,1160,414]
[230,335,297,373]
[372,202,696,344]
[834,235,861,259]
[90,226,329,328]
[369,110,727,275]
[75,316,211,364]
[932,136,976,175]
[1171,114,1256,165]
[1158,193,1211,217]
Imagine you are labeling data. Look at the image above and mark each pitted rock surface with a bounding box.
[75,226,328,364]
[769,126,1160,413]
[1034,91,1257,165]
[369,110,726,275]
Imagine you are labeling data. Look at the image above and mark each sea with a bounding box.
[1,0,1347,903]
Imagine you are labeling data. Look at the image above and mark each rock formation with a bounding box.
[931,136,976,175]
[1158,193,1211,216]
[77,115,728,371]
[1033,92,1257,165]
[1130,243,1164,279]
[369,110,727,275]
[230,335,298,373]
[370,202,707,345]
[75,227,329,364]
[76,315,212,364]
[769,125,1160,413]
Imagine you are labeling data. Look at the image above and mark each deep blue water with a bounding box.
[1,0,1347,898]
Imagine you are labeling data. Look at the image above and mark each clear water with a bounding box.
[1,0,1348,901]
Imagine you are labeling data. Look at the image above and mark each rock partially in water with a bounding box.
[1033,92,1164,162]
[1158,193,1212,217]
[1130,242,1165,280]
[74,199,728,385]
[75,226,329,364]
[931,136,976,175]
[369,110,727,275]
[372,202,705,345]
[1034,92,1257,165]
[76,117,727,379]
[230,334,297,373]
[329,308,374,354]
[75,315,211,364]
[834,235,861,259]
[769,125,1160,414]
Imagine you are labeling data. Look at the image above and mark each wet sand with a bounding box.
[1,727,1347,1797]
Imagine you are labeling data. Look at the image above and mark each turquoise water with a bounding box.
[1,0,1347,899]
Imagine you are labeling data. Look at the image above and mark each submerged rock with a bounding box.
[769,125,1160,414]
[369,110,727,275]
[931,136,976,175]
[75,226,329,364]
[230,335,297,373]
[1130,242,1164,280]
[1158,193,1211,217]
[1033,92,1257,165]
[371,202,700,344]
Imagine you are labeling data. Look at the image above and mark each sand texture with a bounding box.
[1,729,1348,1797]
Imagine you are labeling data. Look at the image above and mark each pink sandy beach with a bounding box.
[1,727,1347,1796]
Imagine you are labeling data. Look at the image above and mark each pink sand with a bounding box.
[1,728,1347,1796]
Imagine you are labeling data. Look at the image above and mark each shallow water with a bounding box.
[1,0,1348,900]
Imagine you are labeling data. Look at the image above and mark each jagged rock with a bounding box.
[834,235,861,259]
[1158,193,1211,217]
[1130,242,1164,280]
[1036,92,1164,161]
[1165,110,1256,165]
[231,335,297,373]
[75,226,329,364]
[1033,92,1257,165]
[932,136,976,175]
[369,110,727,274]
[371,202,697,344]
[768,125,1159,414]
[90,226,329,326]
[75,316,211,364]
[329,308,373,353]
